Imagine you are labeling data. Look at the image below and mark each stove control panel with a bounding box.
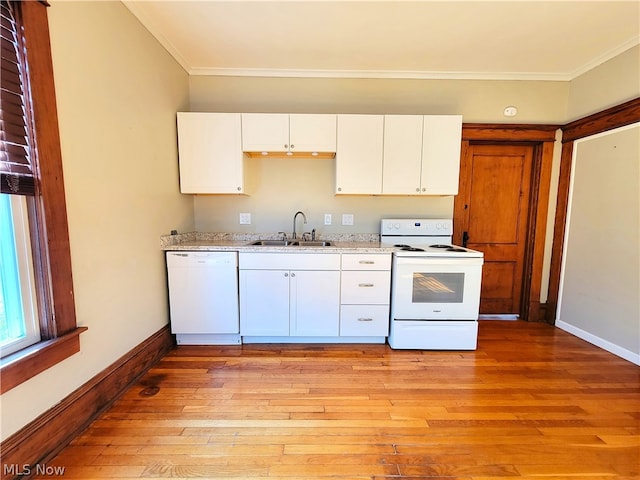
[380,218,453,236]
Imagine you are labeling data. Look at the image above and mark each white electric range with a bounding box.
[381,218,483,350]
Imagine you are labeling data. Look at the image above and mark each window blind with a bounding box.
[0,0,35,195]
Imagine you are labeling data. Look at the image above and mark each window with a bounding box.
[1,0,40,357]
[0,0,83,394]
[0,194,40,356]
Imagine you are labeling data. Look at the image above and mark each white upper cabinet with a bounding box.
[421,115,463,195]
[289,114,336,153]
[382,114,462,195]
[176,112,245,194]
[335,115,384,194]
[241,113,336,155]
[382,115,424,194]
[241,113,289,152]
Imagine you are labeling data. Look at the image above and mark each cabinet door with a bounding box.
[289,114,336,153]
[421,115,463,195]
[382,115,424,194]
[335,115,384,194]
[290,270,340,336]
[241,113,289,152]
[177,112,244,194]
[240,270,290,336]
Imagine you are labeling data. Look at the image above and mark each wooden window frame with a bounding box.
[0,1,85,394]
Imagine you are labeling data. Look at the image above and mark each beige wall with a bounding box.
[190,76,570,122]
[194,157,453,234]
[567,45,640,122]
[0,1,192,440]
[557,124,639,362]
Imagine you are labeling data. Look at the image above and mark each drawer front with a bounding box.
[341,253,391,270]
[239,252,341,270]
[341,271,391,304]
[340,305,389,336]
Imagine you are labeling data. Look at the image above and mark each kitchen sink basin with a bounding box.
[248,240,333,247]
[249,240,293,246]
[292,241,333,247]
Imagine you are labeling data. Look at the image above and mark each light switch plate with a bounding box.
[324,213,332,225]
[342,214,354,226]
[239,213,251,225]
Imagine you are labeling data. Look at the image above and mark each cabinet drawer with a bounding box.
[341,271,391,304]
[341,253,391,270]
[340,305,389,336]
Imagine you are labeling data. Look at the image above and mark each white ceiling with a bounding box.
[123,1,640,81]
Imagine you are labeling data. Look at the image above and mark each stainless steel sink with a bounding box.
[249,240,293,246]
[292,241,333,247]
[248,240,332,247]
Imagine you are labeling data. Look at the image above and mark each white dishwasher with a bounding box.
[166,251,241,345]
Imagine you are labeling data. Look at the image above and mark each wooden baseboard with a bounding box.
[0,325,174,480]
[538,302,551,324]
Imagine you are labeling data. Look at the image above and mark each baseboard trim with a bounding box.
[0,325,174,480]
[556,320,640,366]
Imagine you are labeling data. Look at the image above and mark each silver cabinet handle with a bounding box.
[357,318,373,322]
[358,283,374,287]
[284,272,289,277]
[291,272,296,277]
[359,260,374,264]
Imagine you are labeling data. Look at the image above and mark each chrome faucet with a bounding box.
[292,211,307,239]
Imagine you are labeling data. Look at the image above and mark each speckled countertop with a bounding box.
[161,232,394,253]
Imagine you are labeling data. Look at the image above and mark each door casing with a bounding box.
[453,124,557,322]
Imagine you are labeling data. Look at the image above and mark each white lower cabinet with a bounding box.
[239,252,391,342]
[340,253,391,337]
[340,305,391,337]
[290,270,340,336]
[239,269,290,336]
[239,253,341,338]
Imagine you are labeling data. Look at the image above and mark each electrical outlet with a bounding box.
[239,213,251,225]
[324,213,332,225]
[342,214,354,226]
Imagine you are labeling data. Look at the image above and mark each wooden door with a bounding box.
[456,144,534,316]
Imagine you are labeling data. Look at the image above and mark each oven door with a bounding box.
[392,256,483,320]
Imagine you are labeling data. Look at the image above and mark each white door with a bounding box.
[289,114,337,152]
[290,270,340,336]
[335,115,384,194]
[177,112,244,194]
[241,113,289,152]
[382,115,424,194]
[240,269,290,335]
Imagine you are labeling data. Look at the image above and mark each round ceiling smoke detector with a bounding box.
[503,106,518,117]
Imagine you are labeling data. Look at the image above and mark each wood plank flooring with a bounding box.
[37,321,639,479]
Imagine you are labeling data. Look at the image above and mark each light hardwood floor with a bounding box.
[37,321,639,479]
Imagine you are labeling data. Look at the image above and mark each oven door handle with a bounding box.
[462,231,469,248]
